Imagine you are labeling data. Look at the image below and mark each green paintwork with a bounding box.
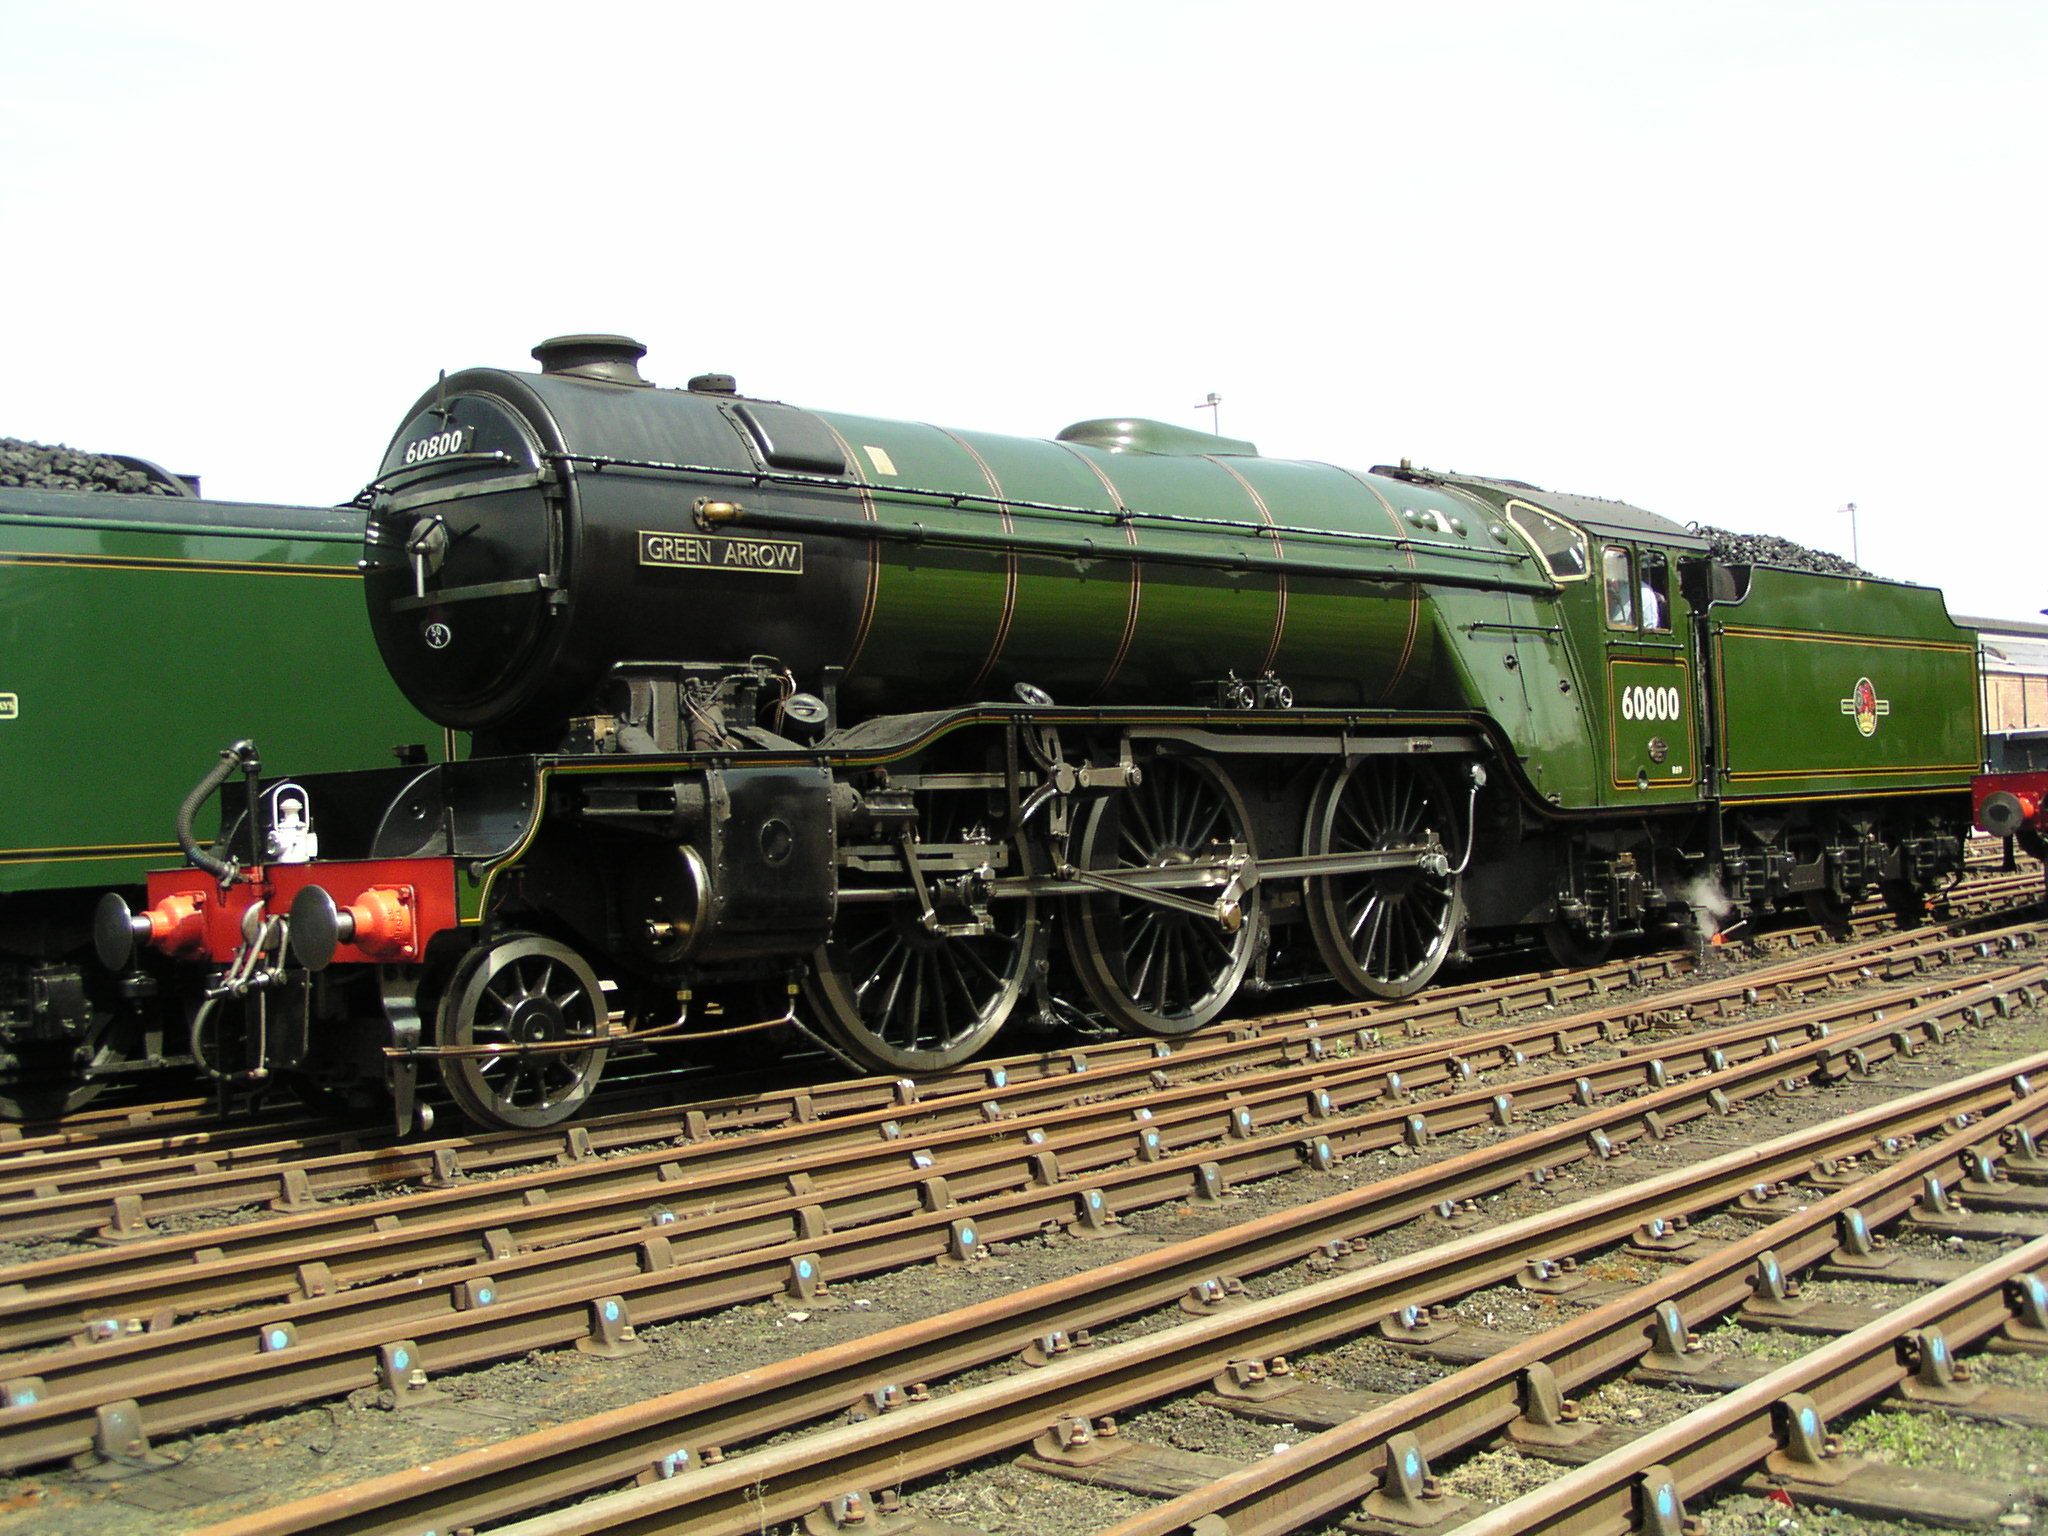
[1420,478,1789,813]
[812,411,1550,717]
[0,491,449,894]
[1058,418,1260,457]
[1709,567,1979,802]
[378,366,1977,826]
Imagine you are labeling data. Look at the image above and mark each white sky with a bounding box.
[4,1,2043,621]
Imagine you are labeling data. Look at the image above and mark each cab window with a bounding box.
[1603,545,1636,628]
[1639,550,1672,632]
[1505,500,1589,581]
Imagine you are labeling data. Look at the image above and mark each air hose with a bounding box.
[179,740,258,883]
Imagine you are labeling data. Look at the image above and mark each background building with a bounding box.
[1967,614,2048,770]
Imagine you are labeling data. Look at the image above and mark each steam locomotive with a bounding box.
[93,336,1980,1130]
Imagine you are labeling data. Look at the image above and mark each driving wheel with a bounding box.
[1303,759,1464,999]
[1065,755,1260,1036]
[805,791,1039,1072]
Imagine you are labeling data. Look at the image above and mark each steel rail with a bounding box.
[1,875,2026,1168]
[1,914,2022,1251]
[1,950,2030,1364]
[0,946,1693,1196]
[1097,1092,2048,1535]
[4,868,2027,1168]
[195,1046,2048,1536]
[1444,1236,2048,1535]
[0,955,1684,1236]
[5,969,2039,1478]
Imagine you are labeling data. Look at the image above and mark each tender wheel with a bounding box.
[805,792,1038,1072]
[1542,918,1614,969]
[1881,880,1927,930]
[1303,759,1464,999]
[1801,887,1856,933]
[0,1021,129,1121]
[1066,755,1260,1035]
[436,934,610,1130]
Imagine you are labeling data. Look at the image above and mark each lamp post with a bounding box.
[1196,392,1222,435]
[1837,502,1860,566]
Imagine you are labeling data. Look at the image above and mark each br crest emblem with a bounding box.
[1840,676,1890,737]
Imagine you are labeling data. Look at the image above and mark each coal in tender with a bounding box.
[0,437,181,495]
[1689,523,1871,578]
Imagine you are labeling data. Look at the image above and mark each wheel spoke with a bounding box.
[1069,758,1256,1037]
[1307,764,1460,1001]
[907,953,928,1046]
[1391,776,1418,836]
[1128,913,1165,998]
[1339,801,1376,848]
[1192,915,1236,960]
[1346,889,1381,945]
[1185,799,1223,853]
[854,936,908,1001]
[1158,925,1184,1014]
[1125,787,1166,856]
[957,938,1008,989]
[811,788,1035,1067]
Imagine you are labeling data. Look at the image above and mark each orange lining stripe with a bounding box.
[1208,458,1288,678]
[1718,625,1973,654]
[0,552,356,579]
[1323,464,1420,702]
[1056,444,1141,699]
[819,422,882,683]
[934,428,1019,695]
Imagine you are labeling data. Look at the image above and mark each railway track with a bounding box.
[0,928,2036,1484]
[2,878,2044,1532]
[0,954,1701,1240]
[3,874,2036,1245]
[189,995,2048,1536]
[8,866,2034,1169]
[0,920,2031,1325]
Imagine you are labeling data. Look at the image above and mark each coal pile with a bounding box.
[0,437,185,496]
[1690,523,1871,578]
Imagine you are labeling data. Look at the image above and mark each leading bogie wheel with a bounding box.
[436,933,610,1130]
[1065,754,1261,1036]
[1303,758,1464,999]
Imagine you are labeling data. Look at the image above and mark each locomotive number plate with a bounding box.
[639,531,803,575]
[0,693,15,720]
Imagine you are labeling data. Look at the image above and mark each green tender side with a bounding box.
[1709,566,1979,802]
[0,490,449,893]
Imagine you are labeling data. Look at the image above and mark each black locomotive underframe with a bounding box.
[59,699,1972,1130]
[481,702,1971,1000]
